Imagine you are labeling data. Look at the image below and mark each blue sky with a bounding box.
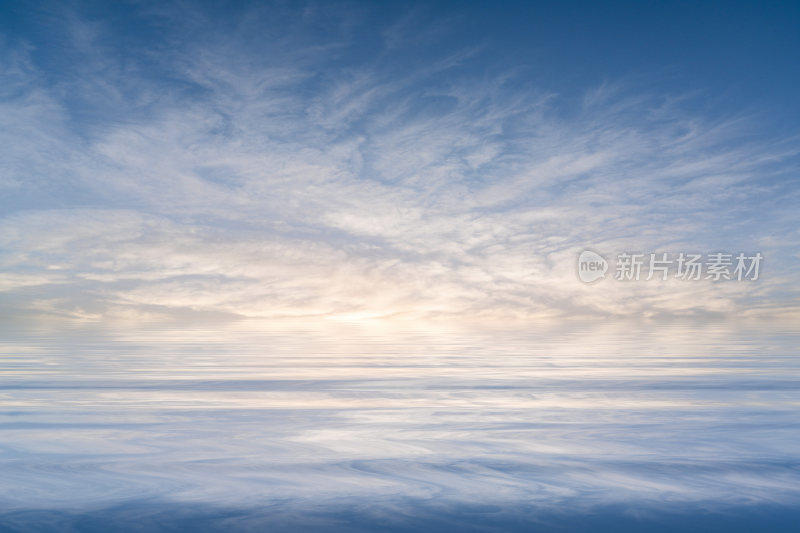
[1,0,799,322]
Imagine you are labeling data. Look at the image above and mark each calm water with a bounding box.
[1,320,799,531]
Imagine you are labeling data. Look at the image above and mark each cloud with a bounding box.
[0,2,799,323]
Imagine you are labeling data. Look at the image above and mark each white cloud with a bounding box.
[1,6,798,323]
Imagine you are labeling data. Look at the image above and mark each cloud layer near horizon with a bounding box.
[1,2,799,322]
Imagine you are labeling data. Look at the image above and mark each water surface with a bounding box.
[1,320,798,531]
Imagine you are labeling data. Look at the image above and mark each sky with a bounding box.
[1,0,800,323]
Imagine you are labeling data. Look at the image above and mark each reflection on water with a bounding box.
[0,319,799,531]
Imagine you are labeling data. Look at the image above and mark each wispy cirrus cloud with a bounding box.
[1,2,799,323]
